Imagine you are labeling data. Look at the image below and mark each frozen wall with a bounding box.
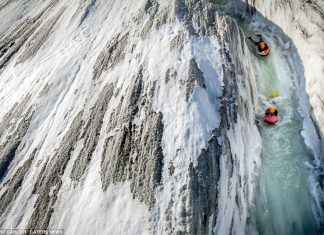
[0,0,261,234]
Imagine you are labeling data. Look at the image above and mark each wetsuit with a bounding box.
[265,109,278,116]
[249,35,269,52]
[257,42,269,53]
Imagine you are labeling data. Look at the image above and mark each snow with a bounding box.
[52,180,150,234]
[0,0,277,234]
[0,0,153,233]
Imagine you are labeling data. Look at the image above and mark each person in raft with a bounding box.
[248,35,270,56]
[264,106,278,125]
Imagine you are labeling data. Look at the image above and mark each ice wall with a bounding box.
[0,0,261,234]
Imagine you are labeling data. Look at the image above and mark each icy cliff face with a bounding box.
[241,0,324,147]
[0,0,260,234]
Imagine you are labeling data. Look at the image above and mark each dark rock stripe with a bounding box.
[0,108,34,181]
[0,0,19,12]
[188,134,221,234]
[141,2,159,38]
[27,112,83,230]
[0,149,36,217]
[16,8,65,64]
[186,58,206,102]
[0,0,60,70]
[68,0,96,26]
[164,68,178,84]
[93,33,129,80]
[0,94,31,139]
[100,68,164,208]
[170,31,188,51]
[79,0,97,25]
[70,84,114,181]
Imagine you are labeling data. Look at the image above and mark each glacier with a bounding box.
[0,0,322,234]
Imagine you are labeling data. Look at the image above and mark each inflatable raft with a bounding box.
[257,48,270,56]
[263,115,278,125]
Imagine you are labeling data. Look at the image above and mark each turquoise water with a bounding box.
[208,0,229,6]
[248,34,319,234]
[209,4,321,232]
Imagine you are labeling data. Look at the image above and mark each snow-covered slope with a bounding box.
[0,0,261,234]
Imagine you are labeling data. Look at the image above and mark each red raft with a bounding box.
[257,47,270,56]
[263,115,278,125]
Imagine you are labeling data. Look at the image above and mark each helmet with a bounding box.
[259,42,266,50]
[269,106,276,113]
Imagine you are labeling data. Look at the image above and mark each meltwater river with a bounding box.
[247,28,319,234]
[210,0,321,233]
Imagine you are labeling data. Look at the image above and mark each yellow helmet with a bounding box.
[269,106,276,113]
[259,42,266,50]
